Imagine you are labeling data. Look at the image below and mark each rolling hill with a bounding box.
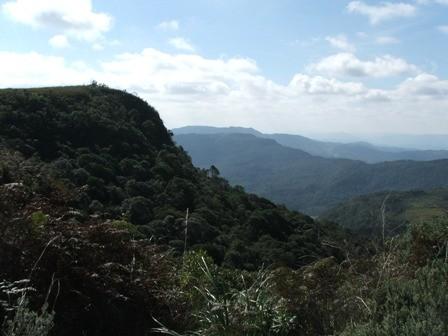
[321,188,448,237]
[175,133,448,215]
[173,126,448,163]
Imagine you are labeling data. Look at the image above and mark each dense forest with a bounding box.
[175,133,448,214]
[0,85,447,336]
[321,188,448,237]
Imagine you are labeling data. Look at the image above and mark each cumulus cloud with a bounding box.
[0,51,95,87]
[157,20,179,31]
[289,74,365,95]
[325,35,356,52]
[397,73,448,97]
[2,0,112,43]
[309,53,420,78]
[98,48,259,98]
[168,37,195,52]
[347,1,417,24]
[0,49,447,134]
[49,34,69,48]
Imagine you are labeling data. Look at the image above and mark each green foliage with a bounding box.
[110,219,144,238]
[2,297,54,336]
[4,85,447,336]
[322,189,448,237]
[409,218,448,265]
[0,86,349,336]
[335,218,448,336]
[30,211,49,231]
[1,280,54,336]
[125,196,154,225]
[340,262,448,336]
[0,86,341,270]
[156,252,295,336]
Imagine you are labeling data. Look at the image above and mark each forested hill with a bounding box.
[173,126,448,163]
[175,133,448,215]
[1,86,447,336]
[0,85,345,269]
[321,188,448,237]
[0,85,350,334]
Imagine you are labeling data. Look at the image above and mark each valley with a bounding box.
[174,131,448,215]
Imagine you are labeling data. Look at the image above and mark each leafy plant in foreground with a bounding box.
[155,251,295,336]
[1,279,54,336]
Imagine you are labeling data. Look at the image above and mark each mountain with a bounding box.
[174,125,263,136]
[174,133,448,215]
[173,126,448,163]
[1,86,447,336]
[0,85,345,335]
[321,188,448,237]
[0,86,345,268]
[310,133,448,151]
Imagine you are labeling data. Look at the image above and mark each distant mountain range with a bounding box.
[309,133,448,151]
[174,126,448,163]
[321,188,448,237]
[174,131,448,215]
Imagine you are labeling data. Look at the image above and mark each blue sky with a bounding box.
[1,0,448,135]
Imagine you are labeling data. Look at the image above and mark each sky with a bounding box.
[0,0,448,135]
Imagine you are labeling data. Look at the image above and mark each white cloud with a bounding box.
[326,35,356,52]
[168,37,195,52]
[92,43,104,51]
[0,51,96,87]
[376,36,399,44]
[438,25,448,34]
[49,34,69,48]
[2,0,112,43]
[0,49,447,134]
[347,1,417,24]
[98,48,259,97]
[157,20,179,31]
[309,53,420,78]
[289,74,365,95]
[397,73,448,97]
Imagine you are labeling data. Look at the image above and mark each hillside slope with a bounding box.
[321,188,448,236]
[0,85,345,268]
[173,126,448,163]
[175,133,448,215]
[0,85,345,335]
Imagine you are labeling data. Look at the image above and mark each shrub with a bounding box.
[155,251,295,336]
[1,280,54,336]
[30,211,49,228]
[2,297,54,336]
[340,261,448,336]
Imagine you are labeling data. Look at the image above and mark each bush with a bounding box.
[155,251,295,336]
[125,196,154,225]
[2,297,54,336]
[1,280,54,336]
[340,261,448,336]
[30,211,49,230]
